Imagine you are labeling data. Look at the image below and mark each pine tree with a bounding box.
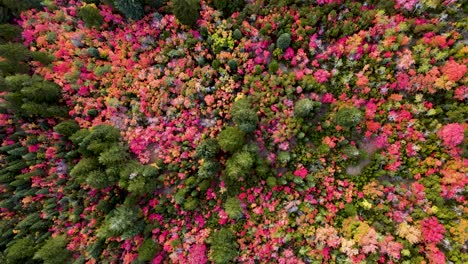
[231,98,258,133]
[172,0,200,27]
[113,0,144,21]
[33,235,72,264]
[208,228,239,264]
[217,126,245,153]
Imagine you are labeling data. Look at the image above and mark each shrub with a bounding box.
[294,98,321,118]
[217,126,245,153]
[33,235,72,264]
[224,197,243,219]
[231,98,258,133]
[276,33,291,50]
[172,0,200,27]
[335,106,363,128]
[113,0,144,21]
[77,4,103,28]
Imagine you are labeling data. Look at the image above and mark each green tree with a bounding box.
[212,0,244,17]
[33,235,72,264]
[217,126,245,153]
[77,5,104,28]
[172,0,200,27]
[97,205,144,239]
[195,138,220,159]
[5,237,37,264]
[208,228,239,264]
[276,33,291,50]
[335,106,363,128]
[294,98,321,118]
[138,239,159,262]
[113,0,144,21]
[224,197,243,219]
[231,98,258,133]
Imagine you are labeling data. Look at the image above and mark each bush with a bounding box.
[276,33,291,50]
[208,228,239,264]
[294,98,321,118]
[231,98,258,133]
[217,126,245,153]
[33,235,72,264]
[172,0,200,27]
[335,106,363,128]
[224,197,243,219]
[77,5,103,28]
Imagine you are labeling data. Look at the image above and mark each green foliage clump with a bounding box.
[195,138,220,159]
[217,126,245,153]
[224,196,243,219]
[227,59,238,72]
[33,235,72,264]
[30,51,54,65]
[213,0,244,17]
[70,125,160,192]
[335,106,363,128]
[294,98,321,118]
[0,24,21,43]
[225,150,254,180]
[197,159,220,179]
[0,43,30,75]
[233,28,242,40]
[53,120,80,138]
[269,60,279,73]
[113,0,144,21]
[276,33,291,50]
[97,205,144,239]
[231,98,258,133]
[5,237,36,264]
[137,239,159,262]
[208,228,239,264]
[172,0,200,27]
[77,5,104,28]
[2,74,66,118]
[87,47,100,58]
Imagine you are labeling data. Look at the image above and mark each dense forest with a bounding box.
[0,0,466,263]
